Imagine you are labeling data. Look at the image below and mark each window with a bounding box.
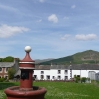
[58,70,61,74]
[41,71,44,74]
[57,76,61,80]
[34,75,37,79]
[5,67,9,73]
[40,75,44,80]
[64,70,68,74]
[77,75,80,78]
[0,67,2,72]
[46,75,50,80]
[64,76,68,80]
[52,76,55,79]
[34,75,37,80]
[4,75,8,79]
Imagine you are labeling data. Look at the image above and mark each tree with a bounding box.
[2,56,14,62]
[0,58,2,62]
[8,68,16,79]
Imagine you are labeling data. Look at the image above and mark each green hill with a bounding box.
[38,50,99,65]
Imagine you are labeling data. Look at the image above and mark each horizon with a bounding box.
[0,0,99,59]
[0,49,98,60]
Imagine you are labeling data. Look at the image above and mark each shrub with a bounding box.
[8,68,16,79]
[74,75,80,83]
[0,77,5,82]
[81,77,86,83]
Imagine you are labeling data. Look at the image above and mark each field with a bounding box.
[0,81,99,99]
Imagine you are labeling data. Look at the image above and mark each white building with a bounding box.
[33,64,99,80]
[34,65,68,80]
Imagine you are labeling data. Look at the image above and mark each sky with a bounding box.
[0,0,99,60]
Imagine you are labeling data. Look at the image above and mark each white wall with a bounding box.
[33,70,50,80]
[33,69,99,80]
[50,69,68,80]
[70,70,99,80]
[33,69,68,80]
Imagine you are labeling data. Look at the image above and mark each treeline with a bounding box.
[0,56,20,62]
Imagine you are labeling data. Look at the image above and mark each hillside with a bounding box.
[38,50,99,65]
[35,58,54,64]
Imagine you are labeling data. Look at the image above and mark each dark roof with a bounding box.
[14,64,99,71]
[70,64,99,70]
[37,64,99,70]
[50,65,68,69]
[14,64,99,76]
[35,65,50,70]
[0,62,15,67]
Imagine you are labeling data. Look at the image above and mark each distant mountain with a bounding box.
[35,58,54,64]
[38,50,99,65]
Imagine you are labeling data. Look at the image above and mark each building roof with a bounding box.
[35,65,50,70]
[70,64,99,70]
[14,64,99,76]
[15,64,99,70]
[0,62,15,67]
[50,65,68,69]
[50,64,99,70]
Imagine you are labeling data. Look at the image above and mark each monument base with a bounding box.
[4,86,47,99]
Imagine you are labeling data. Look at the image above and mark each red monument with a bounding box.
[4,46,47,99]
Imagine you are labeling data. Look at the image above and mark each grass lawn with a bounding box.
[0,81,99,99]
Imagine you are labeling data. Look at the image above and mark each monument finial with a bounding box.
[25,46,31,53]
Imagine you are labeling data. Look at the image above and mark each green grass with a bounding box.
[0,82,19,99]
[1,81,99,99]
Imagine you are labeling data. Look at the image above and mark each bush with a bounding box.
[8,68,16,79]
[74,75,80,83]
[81,77,86,83]
[0,77,5,82]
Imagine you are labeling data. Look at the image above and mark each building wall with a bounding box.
[33,69,68,80]
[33,69,99,80]
[50,69,68,80]
[0,67,9,78]
[71,70,99,80]
[95,73,99,81]
[33,70,50,80]
[0,59,19,78]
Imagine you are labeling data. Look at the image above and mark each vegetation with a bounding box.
[1,82,99,99]
[0,56,14,62]
[39,50,99,65]
[8,68,16,79]
[81,77,87,83]
[0,56,20,62]
[0,82,19,99]
[0,50,99,64]
[0,77,5,82]
[74,75,90,83]
[74,75,81,83]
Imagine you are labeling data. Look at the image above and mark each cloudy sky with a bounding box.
[0,0,99,59]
